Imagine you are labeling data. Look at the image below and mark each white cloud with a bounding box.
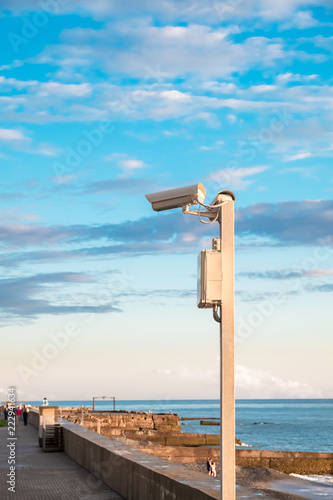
[0,60,24,71]
[199,140,224,151]
[38,82,92,97]
[4,0,331,25]
[284,151,312,161]
[311,35,333,53]
[200,81,237,94]
[227,114,237,124]
[50,24,288,81]
[258,0,331,21]
[2,74,331,126]
[160,90,192,102]
[0,76,38,89]
[250,84,277,93]
[103,152,126,161]
[0,128,27,141]
[206,165,270,191]
[181,232,197,242]
[186,112,221,129]
[34,144,63,156]
[305,269,333,277]
[119,159,145,170]
[281,9,332,30]
[235,365,321,399]
[51,174,77,185]
[103,152,148,175]
[277,72,318,83]
[0,8,331,132]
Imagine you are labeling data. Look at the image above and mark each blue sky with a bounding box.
[1,0,332,402]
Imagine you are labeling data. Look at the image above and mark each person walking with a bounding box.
[16,405,22,422]
[23,405,29,426]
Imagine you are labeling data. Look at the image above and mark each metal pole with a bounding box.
[219,193,235,500]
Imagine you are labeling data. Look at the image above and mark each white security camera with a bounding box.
[145,183,206,212]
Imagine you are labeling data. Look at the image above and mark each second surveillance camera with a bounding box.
[145,183,206,212]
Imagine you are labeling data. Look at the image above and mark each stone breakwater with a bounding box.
[63,409,241,447]
[64,409,181,434]
[236,449,333,476]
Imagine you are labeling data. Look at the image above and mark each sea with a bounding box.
[26,398,333,454]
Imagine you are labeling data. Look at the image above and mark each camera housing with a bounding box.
[209,190,236,206]
[145,183,206,212]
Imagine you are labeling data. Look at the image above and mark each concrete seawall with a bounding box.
[63,422,221,499]
[28,408,39,428]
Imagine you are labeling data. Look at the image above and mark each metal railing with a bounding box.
[92,396,115,411]
[42,424,64,452]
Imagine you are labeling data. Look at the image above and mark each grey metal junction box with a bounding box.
[197,250,222,308]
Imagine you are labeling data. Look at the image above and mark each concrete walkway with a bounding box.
[0,421,124,500]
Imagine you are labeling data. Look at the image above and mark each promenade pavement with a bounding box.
[0,419,123,500]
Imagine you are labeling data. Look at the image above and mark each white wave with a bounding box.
[291,474,333,485]
[239,442,253,447]
[253,421,277,425]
